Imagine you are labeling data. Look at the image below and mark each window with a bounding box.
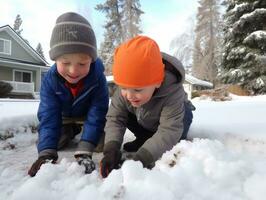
[14,70,32,83]
[0,38,11,55]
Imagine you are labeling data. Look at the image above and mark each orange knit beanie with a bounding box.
[112,35,164,88]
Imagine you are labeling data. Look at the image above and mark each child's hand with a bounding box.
[75,154,95,174]
[28,155,58,177]
[100,149,121,178]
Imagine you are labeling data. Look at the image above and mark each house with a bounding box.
[0,25,49,98]
[106,74,213,99]
[183,74,213,99]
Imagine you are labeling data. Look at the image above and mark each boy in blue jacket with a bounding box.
[28,12,109,176]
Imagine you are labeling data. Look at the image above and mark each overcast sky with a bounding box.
[1,0,198,64]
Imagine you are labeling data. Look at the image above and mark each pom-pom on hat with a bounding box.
[49,12,97,61]
[112,35,164,88]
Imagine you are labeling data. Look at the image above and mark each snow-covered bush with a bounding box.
[0,81,13,98]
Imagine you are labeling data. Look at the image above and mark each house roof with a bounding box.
[0,25,49,66]
[185,74,213,88]
[106,74,213,88]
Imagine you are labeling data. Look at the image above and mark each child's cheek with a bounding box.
[121,91,125,98]
[57,68,65,77]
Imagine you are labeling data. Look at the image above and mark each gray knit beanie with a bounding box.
[49,12,97,61]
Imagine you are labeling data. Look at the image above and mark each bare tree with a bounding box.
[192,0,222,84]
[170,16,195,69]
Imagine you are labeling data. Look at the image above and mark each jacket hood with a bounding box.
[153,52,185,98]
[161,52,185,83]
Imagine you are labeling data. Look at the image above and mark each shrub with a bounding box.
[0,81,13,97]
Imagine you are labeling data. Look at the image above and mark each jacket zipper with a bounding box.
[72,84,98,108]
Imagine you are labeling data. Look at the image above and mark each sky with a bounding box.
[0,0,198,64]
[1,95,266,199]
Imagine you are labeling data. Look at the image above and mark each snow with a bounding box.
[0,99,39,130]
[234,8,266,31]
[240,8,266,20]
[185,74,213,88]
[245,30,266,40]
[231,2,249,13]
[1,95,266,199]
[244,30,266,46]
[106,75,114,83]
[255,78,265,88]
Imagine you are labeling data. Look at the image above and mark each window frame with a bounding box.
[0,38,11,55]
[13,69,33,83]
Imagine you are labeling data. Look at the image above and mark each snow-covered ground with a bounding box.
[1,95,266,200]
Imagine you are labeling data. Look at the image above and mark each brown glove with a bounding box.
[28,154,58,177]
[100,142,121,178]
[133,148,155,169]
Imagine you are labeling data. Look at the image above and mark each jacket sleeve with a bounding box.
[80,71,109,145]
[104,88,129,147]
[37,75,62,154]
[137,84,186,164]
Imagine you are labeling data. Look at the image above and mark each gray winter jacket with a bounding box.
[104,52,187,166]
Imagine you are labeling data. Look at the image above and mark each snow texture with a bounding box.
[1,95,266,200]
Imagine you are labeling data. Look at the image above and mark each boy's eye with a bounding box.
[134,89,142,92]
[62,62,70,65]
[79,63,89,66]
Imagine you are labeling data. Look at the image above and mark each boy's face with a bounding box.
[120,84,160,107]
[56,53,92,84]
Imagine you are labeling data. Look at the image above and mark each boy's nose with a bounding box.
[126,91,135,100]
[68,66,78,75]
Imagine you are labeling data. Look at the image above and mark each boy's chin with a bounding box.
[66,77,81,84]
[130,102,142,107]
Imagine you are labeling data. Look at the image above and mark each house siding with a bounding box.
[0,66,12,80]
[0,31,40,64]
[0,64,42,91]
[0,25,49,96]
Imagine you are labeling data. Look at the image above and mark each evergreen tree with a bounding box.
[96,0,143,74]
[13,14,23,35]
[96,0,123,74]
[192,0,222,84]
[220,0,266,94]
[120,0,143,40]
[36,43,45,59]
[13,14,29,44]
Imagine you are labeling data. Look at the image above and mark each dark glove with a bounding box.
[133,148,155,169]
[28,154,58,177]
[100,142,122,178]
[75,154,96,174]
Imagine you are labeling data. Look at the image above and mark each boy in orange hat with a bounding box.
[100,35,194,178]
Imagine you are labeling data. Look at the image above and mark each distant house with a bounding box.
[106,74,213,99]
[0,25,49,98]
[106,75,117,97]
[183,74,213,99]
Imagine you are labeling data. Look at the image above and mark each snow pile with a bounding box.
[0,99,39,131]
[1,95,266,199]
[3,139,266,200]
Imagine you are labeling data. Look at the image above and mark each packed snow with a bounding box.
[1,95,266,200]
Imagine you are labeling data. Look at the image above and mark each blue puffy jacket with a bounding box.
[37,58,109,153]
